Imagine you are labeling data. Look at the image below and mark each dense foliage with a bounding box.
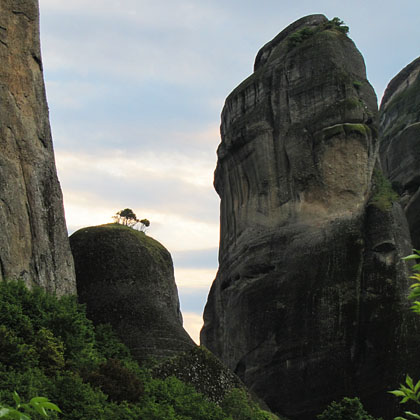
[317,397,382,420]
[389,250,420,420]
[0,281,276,420]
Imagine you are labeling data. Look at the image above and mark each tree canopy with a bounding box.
[113,209,150,231]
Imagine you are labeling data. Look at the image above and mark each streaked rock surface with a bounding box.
[70,224,195,360]
[202,15,420,419]
[0,0,75,294]
[379,56,420,248]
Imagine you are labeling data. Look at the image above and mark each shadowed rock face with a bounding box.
[379,56,420,248]
[0,0,75,294]
[201,15,420,419]
[70,224,195,360]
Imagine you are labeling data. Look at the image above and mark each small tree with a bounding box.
[113,208,139,227]
[112,210,151,232]
[139,219,150,232]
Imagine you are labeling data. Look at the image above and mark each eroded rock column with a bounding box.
[202,15,420,419]
[0,0,75,294]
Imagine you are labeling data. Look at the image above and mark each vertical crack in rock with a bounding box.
[202,15,420,420]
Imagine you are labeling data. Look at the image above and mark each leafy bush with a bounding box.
[389,251,420,420]
[85,359,143,403]
[323,17,349,34]
[0,392,61,420]
[140,376,228,420]
[288,17,349,50]
[317,397,381,420]
[0,281,278,420]
[288,27,315,48]
[221,388,273,420]
[402,250,420,315]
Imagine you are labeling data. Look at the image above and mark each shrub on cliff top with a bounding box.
[288,17,349,49]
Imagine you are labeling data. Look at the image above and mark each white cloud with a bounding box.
[39,0,420,341]
[56,148,216,188]
[182,312,203,345]
[175,268,216,289]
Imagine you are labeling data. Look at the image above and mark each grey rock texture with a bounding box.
[201,15,420,420]
[0,0,75,294]
[69,224,195,360]
[379,56,420,248]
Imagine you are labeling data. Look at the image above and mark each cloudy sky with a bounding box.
[38,0,420,343]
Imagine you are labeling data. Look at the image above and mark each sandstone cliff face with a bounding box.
[201,15,420,419]
[379,56,420,248]
[0,0,75,294]
[69,224,195,360]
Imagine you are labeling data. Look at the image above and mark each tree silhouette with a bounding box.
[113,210,151,232]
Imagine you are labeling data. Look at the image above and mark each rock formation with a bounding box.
[379,56,420,248]
[69,224,195,360]
[0,0,75,294]
[201,15,420,419]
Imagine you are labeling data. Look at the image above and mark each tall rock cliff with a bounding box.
[201,15,420,419]
[69,224,195,360]
[379,56,420,248]
[0,0,75,294]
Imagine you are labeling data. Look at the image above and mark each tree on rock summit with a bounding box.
[113,209,150,231]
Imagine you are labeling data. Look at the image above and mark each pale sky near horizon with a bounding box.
[38,0,420,343]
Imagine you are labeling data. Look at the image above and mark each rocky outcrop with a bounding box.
[379,56,420,248]
[0,0,75,294]
[69,224,195,360]
[153,346,244,404]
[201,15,420,419]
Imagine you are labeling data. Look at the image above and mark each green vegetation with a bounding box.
[353,80,363,90]
[317,397,381,420]
[316,122,370,143]
[288,27,316,49]
[322,17,349,34]
[0,280,277,420]
[91,223,168,264]
[288,17,349,49]
[389,250,420,420]
[370,169,399,211]
[343,123,369,137]
[221,389,276,420]
[0,392,61,420]
[403,250,420,315]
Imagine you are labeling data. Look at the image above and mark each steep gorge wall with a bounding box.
[202,15,420,419]
[0,1,75,294]
[379,56,420,248]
